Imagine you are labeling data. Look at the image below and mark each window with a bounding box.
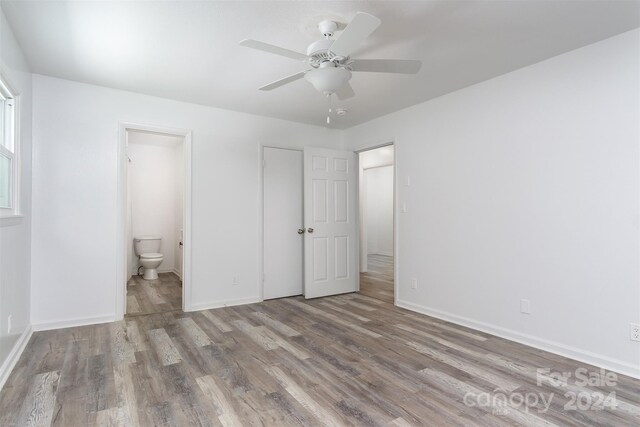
[0,75,17,215]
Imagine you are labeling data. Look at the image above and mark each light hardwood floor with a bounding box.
[360,254,394,303]
[1,293,639,426]
[126,272,182,317]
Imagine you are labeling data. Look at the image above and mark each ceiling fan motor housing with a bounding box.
[307,39,334,65]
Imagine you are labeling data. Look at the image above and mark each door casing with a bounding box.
[116,122,193,317]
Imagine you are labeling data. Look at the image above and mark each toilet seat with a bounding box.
[140,252,163,259]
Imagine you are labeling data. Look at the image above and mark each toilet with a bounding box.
[134,236,164,280]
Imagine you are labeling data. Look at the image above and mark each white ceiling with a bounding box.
[3,1,639,129]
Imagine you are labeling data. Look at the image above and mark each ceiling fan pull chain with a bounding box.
[326,93,333,124]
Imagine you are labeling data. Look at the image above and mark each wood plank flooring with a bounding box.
[1,293,639,426]
[126,272,182,316]
[360,254,394,303]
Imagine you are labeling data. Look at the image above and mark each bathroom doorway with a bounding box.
[117,124,192,318]
[358,145,395,303]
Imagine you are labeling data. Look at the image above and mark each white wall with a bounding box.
[345,29,640,377]
[364,165,394,256]
[0,7,32,387]
[127,131,183,277]
[31,74,341,327]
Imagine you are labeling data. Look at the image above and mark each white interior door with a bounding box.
[304,147,358,299]
[263,147,304,299]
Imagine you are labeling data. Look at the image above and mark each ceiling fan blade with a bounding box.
[259,71,307,91]
[329,12,381,57]
[336,82,355,100]
[239,39,308,61]
[350,59,422,74]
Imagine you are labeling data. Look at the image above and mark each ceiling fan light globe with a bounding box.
[304,67,352,94]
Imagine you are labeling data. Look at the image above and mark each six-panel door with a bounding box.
[303,147,358,299]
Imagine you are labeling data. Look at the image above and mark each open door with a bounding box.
[304,147,358,298]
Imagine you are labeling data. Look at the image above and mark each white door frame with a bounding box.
[116,122,193,318]
[356,140,398,305]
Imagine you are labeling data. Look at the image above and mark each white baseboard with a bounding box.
[189,296,262,312]
[32,314,117,332]
[0,325,33,392]
[396,299,640,380]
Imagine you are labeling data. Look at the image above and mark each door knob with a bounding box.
[297,228,305,235]
[307,228,314,233]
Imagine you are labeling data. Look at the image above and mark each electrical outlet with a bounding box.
[520,299,531,315]
[405,176,411,187]
[410,278,418,290]
[232,275,239,286]
[630,323,640,342]
[7,314,12,334]
[401,203,408,213]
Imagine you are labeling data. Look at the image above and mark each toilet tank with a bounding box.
[134,236,162,256]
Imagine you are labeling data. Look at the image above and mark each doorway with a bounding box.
[358,145,395,303]
[117,124,192,318]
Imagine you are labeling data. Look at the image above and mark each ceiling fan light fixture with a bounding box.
[304,67,352,94]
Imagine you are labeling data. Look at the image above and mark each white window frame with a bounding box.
[0,74,20,220]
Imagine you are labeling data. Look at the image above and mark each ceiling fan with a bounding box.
[239,12,422,123]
